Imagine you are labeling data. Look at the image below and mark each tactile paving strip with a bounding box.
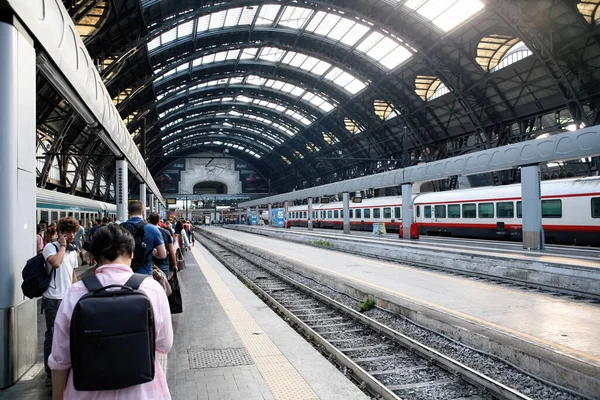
[188,348,253,369]
[191,246,319,400]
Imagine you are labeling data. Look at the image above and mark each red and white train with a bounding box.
[286,177,600,246]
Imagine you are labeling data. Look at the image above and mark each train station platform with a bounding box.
[0,247,367,400]
[228,224,600,299]
[199,226,600,397]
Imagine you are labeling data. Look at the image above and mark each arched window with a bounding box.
[49,157,61,183]
[373,100,400,121]
[414,75,449,101]
[578,0,600,24]
[322,132,339,145]
[476,35,532,72]
[344,118,362,135]
[75,1,110,40]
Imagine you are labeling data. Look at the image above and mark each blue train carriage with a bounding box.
[36,188,117,227]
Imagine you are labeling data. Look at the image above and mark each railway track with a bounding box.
[196,230,586,400]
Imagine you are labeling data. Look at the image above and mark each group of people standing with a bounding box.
[36,200,195,399]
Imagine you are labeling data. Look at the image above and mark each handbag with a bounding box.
[168,268,183,314]
[152,264,172,296]
[176,248,186,271]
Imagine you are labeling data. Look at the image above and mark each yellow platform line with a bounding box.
[190,246,319,400]
[214,230,600,366]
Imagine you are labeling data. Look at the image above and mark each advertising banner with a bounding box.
[271,208,285,227]
[247,209,258,225]
[235,160,268,194]
[157,159,186,193]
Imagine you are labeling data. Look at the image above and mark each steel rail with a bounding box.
[198,229,535,400]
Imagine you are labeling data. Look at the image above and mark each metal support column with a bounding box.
[307,198,313,231]
[521,165,544,250]
[255,206,260,225]
[402,184,413,239]
[139,183,147,217]
[0,17,37,388]
[284,201,289,228]
[115,159,128,223]
[149,193,155,213]
[268,204,272,226]
[343,192,350,234]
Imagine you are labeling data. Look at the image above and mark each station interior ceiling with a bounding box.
[35,0,600,200]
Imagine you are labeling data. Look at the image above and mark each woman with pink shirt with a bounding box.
[49,224,173,399]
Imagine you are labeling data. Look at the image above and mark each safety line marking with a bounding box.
[190,246,319,400]
[212,229,600,365]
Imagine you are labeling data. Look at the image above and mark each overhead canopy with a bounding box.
[30,0,600,200]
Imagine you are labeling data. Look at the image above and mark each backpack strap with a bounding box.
[124,273,148,290]
[82,274,104,293]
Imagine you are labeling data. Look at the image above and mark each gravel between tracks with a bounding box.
[200,234,586,400]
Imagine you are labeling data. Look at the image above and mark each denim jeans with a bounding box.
[158,262,170,279]
[42,297,62,378]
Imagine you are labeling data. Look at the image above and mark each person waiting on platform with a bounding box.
[174,221,190,251]
[48,224,173,399]
[42,217,80,387]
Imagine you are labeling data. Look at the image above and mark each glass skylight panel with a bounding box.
[379,45,412,70]
[404,0,484,32]
[278,6,313,29]
[305,12,369,47]
[256,4,281,25]
[258,47,285,62]
[178,20,194,37]
[302,92,335,112]
[223,7,242,27]
[240,48,258,60]
[324,68,366,94]
[209,10,227,30]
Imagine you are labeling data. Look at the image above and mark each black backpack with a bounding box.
[153,228,171,267]
[70,274,155,391]
[122,221,148,271]
[21,243,58,299]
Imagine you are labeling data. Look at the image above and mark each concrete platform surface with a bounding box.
[200,226,600,397]
[0,247,368,400]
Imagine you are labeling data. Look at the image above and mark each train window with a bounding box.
[416,206,420,217]
[40,210,49,224]
[327,210,333,219]
[373,208,381,218]
[383,208,392,219]
[592,198,600,218]
[355,209,362,219]
[364,208,371,218]
[448,204,460,218]
[394,207,401,219]
[51,211,58,222]
[462,204,476,218]
[304,212,308,219]
[313,211,316,219]
[516,201,522,218]
[478,203,494,218]
[434,205,446,218]
[340,210,344,219]
[497,202,514,218]
[542,199,562,218]
[424,206,431,218]
[349,209,353,218]
[334,210,339,218]
[60,211,66,218]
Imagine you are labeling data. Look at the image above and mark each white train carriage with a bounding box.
[415,177,600,245]
[36,188,117,226]
[287,177,600,246]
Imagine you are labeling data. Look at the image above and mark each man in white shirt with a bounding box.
[42,216,79,386]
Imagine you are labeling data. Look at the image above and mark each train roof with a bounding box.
[415,176,600,203]
[36,188,117,212]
